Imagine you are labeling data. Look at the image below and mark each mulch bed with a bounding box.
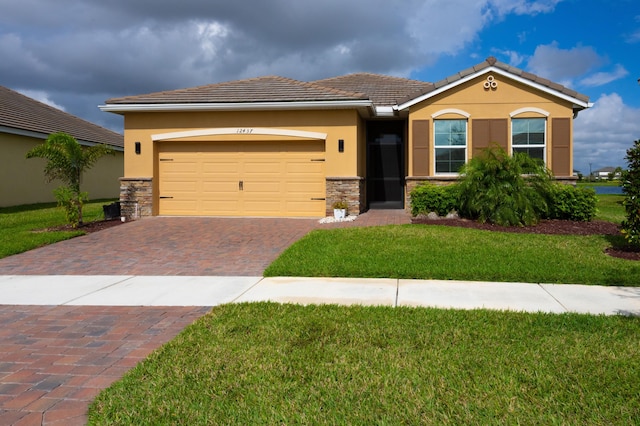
[412,217,640,261]
[37,218,125,234]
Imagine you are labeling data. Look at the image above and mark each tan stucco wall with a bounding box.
[1,133,124,207]
[122,109,362,181]
[408,73,575,176]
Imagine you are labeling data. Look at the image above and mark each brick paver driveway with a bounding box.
[0,212,410,424]
[0,216,325,276]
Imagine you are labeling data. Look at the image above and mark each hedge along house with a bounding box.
[1,85,124,207]
[100,57,592,220]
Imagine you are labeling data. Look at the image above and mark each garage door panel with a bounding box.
[202,180,238,192]
[202,163,239,174]
[160,199,199,216]
[201,200,241,215]
[159,140,325,217]
[287,181,324,194]
[243,161,283,174]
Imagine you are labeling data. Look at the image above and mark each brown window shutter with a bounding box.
[551,118,571,176]
[412,120,430,176]
[472,119,507,157]
[492,119,508,151]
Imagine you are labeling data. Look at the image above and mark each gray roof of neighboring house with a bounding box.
[595,167,618,173]
[0,85,123,148]
[104,57,590,111]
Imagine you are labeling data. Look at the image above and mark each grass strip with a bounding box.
[88,303,640,425]
[264,224,639,286]
[0,200,115,258]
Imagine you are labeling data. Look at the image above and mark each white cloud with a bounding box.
[527,42,603,84]
[17,89,66,111]
[573,93,640,173]
[0,0,563,131]
[493,49,526,66]
[488,0,561,16]
[579,64,629,87]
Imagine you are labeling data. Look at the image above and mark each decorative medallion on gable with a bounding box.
[483,75,498,91]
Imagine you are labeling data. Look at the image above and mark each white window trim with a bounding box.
[434,119,468,176]
[511,117,547,163]
[509,107,550,118]
[431,108,470,119]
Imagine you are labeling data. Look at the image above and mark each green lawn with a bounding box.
[595,194,625,223]
[264,224,638,285]
[0,200,116,258]
[88,303,640,425]
[264,192,637,286]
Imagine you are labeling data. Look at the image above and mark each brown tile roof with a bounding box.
[312,73,433,106]
[0,86,123,147]
[106,76,370,104]
[105,57,589,111]
[397,57,590,105]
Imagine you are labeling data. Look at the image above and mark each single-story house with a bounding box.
[100,57,592,219]
[0,85,124,207]
[594,166,622,180]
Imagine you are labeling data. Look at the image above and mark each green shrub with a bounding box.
[547,184,597,221]
[457,146,553,226]
[410,183,459,216]
[621,139,640,247]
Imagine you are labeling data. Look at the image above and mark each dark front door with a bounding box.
[367,121,405,209]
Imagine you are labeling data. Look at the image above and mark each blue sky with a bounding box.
[1,0,638,174]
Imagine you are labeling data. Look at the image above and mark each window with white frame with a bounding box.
[434,119,467,173]
[512,118,545,161]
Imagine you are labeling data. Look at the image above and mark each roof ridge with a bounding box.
[1,86,121,137]
[314,72,430,85]
[1,85,123,147]
[397,56,590,106]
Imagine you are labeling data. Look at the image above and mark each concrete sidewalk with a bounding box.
[1,275,638,316]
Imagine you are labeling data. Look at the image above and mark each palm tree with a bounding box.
[26,132,115,226]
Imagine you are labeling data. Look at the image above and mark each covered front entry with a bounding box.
[366,121,405,209]
[158,140,325,217]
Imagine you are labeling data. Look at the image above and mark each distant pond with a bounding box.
[583,185,623,195]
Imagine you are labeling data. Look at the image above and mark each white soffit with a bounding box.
[99,100,372,113]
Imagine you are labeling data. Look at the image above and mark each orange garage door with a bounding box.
[158,141,325,217]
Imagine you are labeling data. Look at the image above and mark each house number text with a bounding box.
[236,128,254,134]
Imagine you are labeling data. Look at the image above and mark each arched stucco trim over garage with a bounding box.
[151,127,328,141]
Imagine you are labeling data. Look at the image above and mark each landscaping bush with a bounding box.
[547,184,597,221]
[621,139,640,247]
[457,146,553,226]
[410,183,459,216]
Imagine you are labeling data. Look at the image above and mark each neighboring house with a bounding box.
[0,86,124,207]
[100,57,592,219]
[594,166,621,180]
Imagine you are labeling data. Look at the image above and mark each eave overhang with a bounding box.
[99,100,375,115]
[0,125,124,151]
